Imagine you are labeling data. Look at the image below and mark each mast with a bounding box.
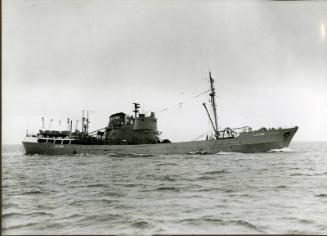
[67,118,70,131]
[82,110,85,133]
[209,71,219,138]
[87,110,89,134]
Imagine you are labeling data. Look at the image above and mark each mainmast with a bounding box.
[209,71,219,138]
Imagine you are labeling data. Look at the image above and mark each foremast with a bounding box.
[209,71,219,139]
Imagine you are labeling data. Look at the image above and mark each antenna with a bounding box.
[76,120,78,132]
[48,119,53,129]
[82,110,85,133]
[41,117,45,129]
[67,118,70,131]
[209,71,219,138]
[87,110,89,134]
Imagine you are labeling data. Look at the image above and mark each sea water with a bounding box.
[2,142,327,234]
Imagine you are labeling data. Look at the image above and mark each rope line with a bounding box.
[156,89,211,113]
[192,131,209,141]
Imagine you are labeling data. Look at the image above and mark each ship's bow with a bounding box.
[282,126,298,147]
[236,126,299,153]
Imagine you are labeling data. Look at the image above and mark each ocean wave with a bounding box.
[187,151,208,155]
[179,217,224,225]
[233,219,263,232]
[1,152,25,157]
[3,212,28,218]
[128,153,155,157]
[290,173,304,176]
[197,187,220,192]
[4,222,37,230]
[41,222,67,229]
[68,198,114,206]
[22,190,44,195]
[86,183,108,188]
[315,193,327,197]
[204,170,229,175]
[76,153,94,157]
[157,175,176,182]
[298,218,314,224]
[223,189,235,193]
[123,183,137,187]
[3,211,54,218]
[80,213,123,223]
[275,185,288,189]
[290,172,327,177]
[157,162,177,166]
[197,176,216,180]
[155,186,180,192]
[114,204,132,210]
[130,220,152,229]
[101,191,125,197]
[54,213,83,220]
[268,147,294,153]
[286,229,309,234]
[2,202,23,209]
[216,151,234,155]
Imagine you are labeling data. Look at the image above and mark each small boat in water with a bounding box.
[22,72,298,155]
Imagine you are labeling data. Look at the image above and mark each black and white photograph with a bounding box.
[2,0,327,234]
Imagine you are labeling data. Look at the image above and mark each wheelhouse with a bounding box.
[37,138,75,144]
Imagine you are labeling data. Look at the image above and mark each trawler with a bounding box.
[22,72,298,155]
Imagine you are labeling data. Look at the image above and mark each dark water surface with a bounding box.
[2,142,327,234]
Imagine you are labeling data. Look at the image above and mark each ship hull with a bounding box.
[22,127,298,155]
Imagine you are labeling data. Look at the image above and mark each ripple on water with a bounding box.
[130,220,152,229]
[68,198,115,207]
[156,175,176,181]
[155,186,180,192]
[3,212,53,218]
[4,222,38,231]
[232,220,265,233]
[179,217,225,225]
[86,183,108,188]
[21,190,45,195]
[204,170,229,175]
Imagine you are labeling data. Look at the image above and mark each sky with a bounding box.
[3,0,327,144]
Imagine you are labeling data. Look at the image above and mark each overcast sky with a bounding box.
[3,0,327,144]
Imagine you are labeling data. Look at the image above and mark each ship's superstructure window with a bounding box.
[37,139,47,143]
[48,139,54,143]
[63,140,70,144]
[55,140,62,144]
